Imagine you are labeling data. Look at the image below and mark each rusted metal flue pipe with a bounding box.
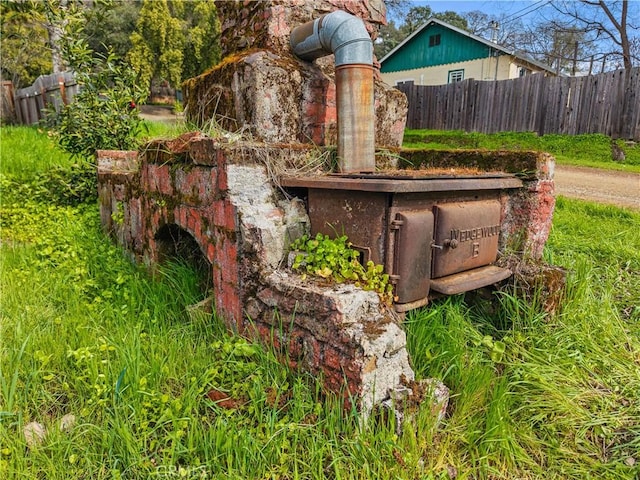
[290,10,375,173]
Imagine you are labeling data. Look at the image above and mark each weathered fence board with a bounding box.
[13,72,78,125]
[397,67,640,140]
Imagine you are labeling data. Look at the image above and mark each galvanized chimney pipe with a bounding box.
[290,10,375,173]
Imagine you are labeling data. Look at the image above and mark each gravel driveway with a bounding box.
[554,165,640,211]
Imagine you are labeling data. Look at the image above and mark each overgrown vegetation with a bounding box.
[290,233,395,305]
[44,3,147,161]
[48,50,147,159]
[1,127,639,479]
[403,130,640,173]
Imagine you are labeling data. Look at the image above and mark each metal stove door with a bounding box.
[391,210,434,305]
[432,200,502,278]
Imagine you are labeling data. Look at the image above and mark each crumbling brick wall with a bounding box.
[97,138,417,413]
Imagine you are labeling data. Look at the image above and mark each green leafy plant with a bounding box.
[50,50,147,159]
[111,202,125,225]
[172,99,183,114]
[46,3,147,161]
[290,233,395,305]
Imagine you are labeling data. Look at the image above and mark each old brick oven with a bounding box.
[97,1,555,416]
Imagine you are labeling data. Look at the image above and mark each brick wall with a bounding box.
[97,138,417,413]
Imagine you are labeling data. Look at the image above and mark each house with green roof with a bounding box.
[379,18,557,86]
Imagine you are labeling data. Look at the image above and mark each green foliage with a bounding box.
[2,127,639,479]
[0,2,52,87]
[375,5,467,58]
[50,49,147,159]
[0,126,74,178]
[290,233,394,305]
[172,99,183,114]
[128,0,220,91]
[1,125,96,205]
[1,162,97,206]
[403,130,640,172]
[84,0,141,60]
[179,0,221,82]
[42,3,147,160]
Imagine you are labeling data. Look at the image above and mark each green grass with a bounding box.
[403,130,640,173]
[0,126,75,179]
[1,126,639,478]
[0,122,183,178]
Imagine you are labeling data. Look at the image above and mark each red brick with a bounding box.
[216,150,228,190]
[144,164,173,196]
[323,346,343,371]
[207,243,216,264]
[211,200,237,231]
[175,207,188,228]
[174,167,217,205]
[287,330,304,361]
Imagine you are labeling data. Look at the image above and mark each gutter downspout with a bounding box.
[290,10,375,173]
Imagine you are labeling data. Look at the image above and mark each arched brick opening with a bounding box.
[155,224,213,295]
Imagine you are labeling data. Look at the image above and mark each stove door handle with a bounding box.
[432,239,459,250]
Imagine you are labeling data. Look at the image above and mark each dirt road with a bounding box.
[554,165,640,210]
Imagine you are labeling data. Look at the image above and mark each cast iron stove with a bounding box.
[282,172,522,311]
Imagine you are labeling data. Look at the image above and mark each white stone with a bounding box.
[24,421,46,448]
[59,413,77,432]
[227,164,309,270]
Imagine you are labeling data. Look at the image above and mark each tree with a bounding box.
[0,0,85,85]
[37,0,148,159]
[178,0,220,82]
[434,10,468,31]
[84,0,142,60]
[376,18,408,58]
[0,1,52,87]
[519,22,589,74]
[551,0,637,69]
[128,0,220,91]
[403,5,433,34]
[464,11,527,50]
[128,0,183,90]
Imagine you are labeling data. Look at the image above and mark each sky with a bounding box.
[408,0,640,26]
[416,0,556,23]
[397,0,640,70]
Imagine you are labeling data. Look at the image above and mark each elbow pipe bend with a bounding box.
[290,10,373,66]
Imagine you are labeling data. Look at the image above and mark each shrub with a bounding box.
[49,51,147,159]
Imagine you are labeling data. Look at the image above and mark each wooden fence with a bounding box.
[396,67,640,140]
[13,72,78,125]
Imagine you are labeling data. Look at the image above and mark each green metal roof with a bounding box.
[381,23,491,72]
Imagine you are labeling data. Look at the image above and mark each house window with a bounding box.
[519,67,531,77]
[448,69,464,83]
[429,34,441,47]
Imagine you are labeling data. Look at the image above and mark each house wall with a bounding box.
[381,55,523,86]
[379,20,552,87]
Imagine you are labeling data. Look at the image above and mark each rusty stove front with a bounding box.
[282,174,522,312]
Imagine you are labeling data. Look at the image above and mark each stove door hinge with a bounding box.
[390,219,404,230]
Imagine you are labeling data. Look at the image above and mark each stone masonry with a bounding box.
[97,139,555,416]
[97,140,418,414]
[183,0,408,149]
